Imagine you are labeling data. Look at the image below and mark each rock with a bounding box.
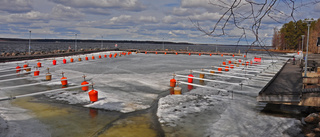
[305,113,320,123]
[306,132,316,137]
[313,127,320,132]
[34,51,41,55]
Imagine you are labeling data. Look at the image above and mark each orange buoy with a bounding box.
[109,54,112,58]
[78,57,82,61]
[88,89,98,102]
[114,54,117,58]
[230,64,234,69]
[244,55,246,58]
[225,66,229,71]
[53,59,57,65]
[189,53,191,56]
[104,54,107,58]
[188,74,194,83]
[85,56,89,60]
[145,51,147,54]
[92,55,95,60]
[70,58,74,63]
[37,61,41,68]
[199,53,201,56]
[222,62,226,65]
[170,78,176,87]
[16,65,21,73]
[218,68,222,72]
[246,61,249,65]
[232,54,235,57]
[23,64,28,71]
[60,72,68,86]
[63,58,67,64]
[228,60,232,64]
[221,54,223,57]
[81,75,89,91]
[176,52,178,55]
[210,54,212,56]
[34,68,40,76]
[99,55,101,59]
[165,52,167,55]
[239,59,242,62]
[155,52,158,54]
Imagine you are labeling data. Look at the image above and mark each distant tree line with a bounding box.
[272,19,320,53]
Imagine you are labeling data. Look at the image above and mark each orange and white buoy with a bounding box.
[218,68,222,72]
[60,72,68,86]
[225,66,229,71]
[230,64,234,69]
[81,75,89,91]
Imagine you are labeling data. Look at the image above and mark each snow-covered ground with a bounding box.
[0,51,302,136]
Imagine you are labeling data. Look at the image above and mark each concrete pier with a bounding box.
[257,54,320,106]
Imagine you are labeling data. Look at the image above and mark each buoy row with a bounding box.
[143,51,241,57]
[168,56,277,95]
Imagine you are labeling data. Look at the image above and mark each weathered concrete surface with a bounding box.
[258,53,320,106]
[257,58,302,103]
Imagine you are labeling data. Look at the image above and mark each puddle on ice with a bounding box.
[0,52,304,136]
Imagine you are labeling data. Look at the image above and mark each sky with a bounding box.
[0,0,319,45]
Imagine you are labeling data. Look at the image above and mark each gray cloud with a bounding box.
[0,0,33,13]
[49,0,146,11]
[51,4,85,20]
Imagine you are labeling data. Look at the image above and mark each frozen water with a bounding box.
[0,50,300,136]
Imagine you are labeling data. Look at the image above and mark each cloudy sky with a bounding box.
[0,0,319,45]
